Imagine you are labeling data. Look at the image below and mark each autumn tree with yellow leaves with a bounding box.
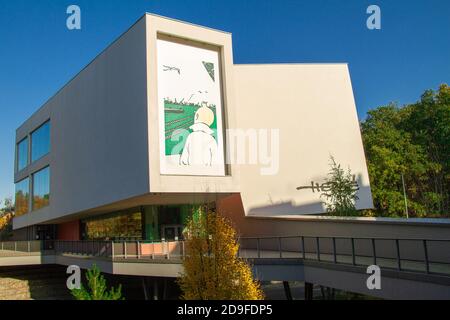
[178,205,264,300]
[0,198,14,240]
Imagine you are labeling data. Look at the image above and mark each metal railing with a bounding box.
[54,240,113,258]
[110,240,185,260]
[238,235,450,276]
[0,240,186,261]
[2,236,449,276]
[0,240,52,254]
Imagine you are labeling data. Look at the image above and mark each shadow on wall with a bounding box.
[246,176,372,216]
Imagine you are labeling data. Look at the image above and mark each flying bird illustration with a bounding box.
[162,65,181,74]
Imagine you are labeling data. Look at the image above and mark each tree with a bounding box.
[361,84,449,217]
[0,198,14,240]
[178,206,264,300]
[320,156,359,216]
[71,264,123,300]
[401,84,450,214]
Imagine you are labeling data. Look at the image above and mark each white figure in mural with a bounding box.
[180,103,218,166]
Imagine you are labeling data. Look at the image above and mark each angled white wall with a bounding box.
[233,64,373,215]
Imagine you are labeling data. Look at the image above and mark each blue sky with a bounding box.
[0,0,449,201]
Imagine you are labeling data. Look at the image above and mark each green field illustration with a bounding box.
[164,99,217,156]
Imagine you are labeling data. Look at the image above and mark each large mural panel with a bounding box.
[157,37,226,176]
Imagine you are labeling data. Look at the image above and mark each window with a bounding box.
[16,138,28,171]
[15,178,29,216]
[32,167,50,210]
[31,121,50,162]
[82,209,142,240]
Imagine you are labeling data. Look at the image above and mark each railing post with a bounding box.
[14,242,17,252]
[301,236,306,259]
[351,238,356,266]
[372,238,377,265]
[332,237,337,263]
[257,238,261,258]
[28,241,30,253]
[316,237,320,261]
[395,239,401,270]
[167,241,170,260]
[151,240,154,259]
[111,241,115,259]
[278,237,282,258]
[124,242,127,259]
[423,240,430,274]
[137,241,140,259]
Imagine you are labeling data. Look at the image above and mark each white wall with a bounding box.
[14,17,150,228]
[233,64,373,215]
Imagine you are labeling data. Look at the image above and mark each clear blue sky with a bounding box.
[0,0,449,201]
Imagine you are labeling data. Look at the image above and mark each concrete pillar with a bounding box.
[283,281,293,300]
[153,278,159,300]
[305,282,313,300]
[142,278,148,300]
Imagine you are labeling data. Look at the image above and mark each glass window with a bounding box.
[82,210,142,240]
[16,138,28,171]
[15,178,30,216]
[32,167,50,210]
[31,121,50,162]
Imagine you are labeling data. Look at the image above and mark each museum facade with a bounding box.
[13,13,372,242]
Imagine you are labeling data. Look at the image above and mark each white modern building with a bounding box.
[13,13,372,242]
[8,14,450,301]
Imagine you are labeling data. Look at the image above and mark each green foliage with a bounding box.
[361,84,450,217]
[321,157,359,216]
[71,265,123,300]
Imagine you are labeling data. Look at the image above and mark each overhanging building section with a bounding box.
[13,14,372,232]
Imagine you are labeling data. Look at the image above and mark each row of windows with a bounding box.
[80,205,194,241]
[15,166,50,217]
[16,120,50,172]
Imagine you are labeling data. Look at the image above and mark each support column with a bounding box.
[153,278,159,300]
[283,281,293,300]
[142,278,148,300]
[305,282,313,300]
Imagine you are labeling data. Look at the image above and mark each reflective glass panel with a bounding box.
[83,210,142,240]
[31,121,50,162]
[17,138,28,171]
[15,178,29,216]
[32,167,50,210]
